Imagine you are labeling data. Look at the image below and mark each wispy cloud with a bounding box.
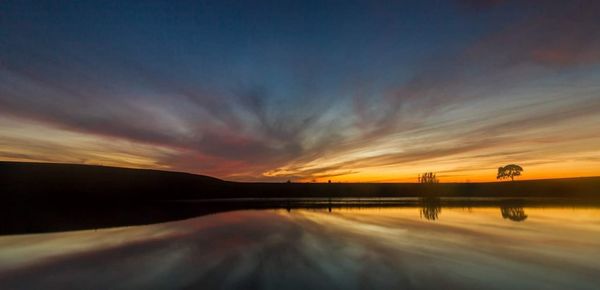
[0,0,599,181]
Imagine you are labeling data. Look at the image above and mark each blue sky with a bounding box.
[1,0,599,181]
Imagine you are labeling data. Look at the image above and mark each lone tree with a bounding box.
[497,164,523,181]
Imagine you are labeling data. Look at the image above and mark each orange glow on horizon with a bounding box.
[1,116,599,182]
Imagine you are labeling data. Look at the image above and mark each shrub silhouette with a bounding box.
[418,172,439,184]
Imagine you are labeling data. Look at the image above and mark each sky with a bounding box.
[1,0,599,182]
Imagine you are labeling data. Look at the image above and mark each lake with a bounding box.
[1,204,599,289]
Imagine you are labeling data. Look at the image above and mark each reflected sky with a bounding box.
[1,207,600,289]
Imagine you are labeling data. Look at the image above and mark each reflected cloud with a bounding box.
[1,207,600,289]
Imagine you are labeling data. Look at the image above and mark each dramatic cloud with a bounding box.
[0,0,599,181]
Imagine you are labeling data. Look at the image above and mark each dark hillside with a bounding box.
[0,162,228,203]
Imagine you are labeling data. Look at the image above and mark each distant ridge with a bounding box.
[0,161,223,181]
[0,161,225,183]
[0,161,228,202]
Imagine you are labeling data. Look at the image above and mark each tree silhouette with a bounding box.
[497,164,523,181]
[418,172,439,183]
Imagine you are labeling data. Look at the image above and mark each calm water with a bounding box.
[1,206,600,289]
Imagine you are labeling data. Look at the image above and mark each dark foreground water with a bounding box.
[1,205,599,289]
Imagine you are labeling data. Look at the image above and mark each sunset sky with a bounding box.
[1,0,599,182]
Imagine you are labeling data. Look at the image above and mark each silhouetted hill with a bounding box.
[2,161,600,203]
[0,162,228,203]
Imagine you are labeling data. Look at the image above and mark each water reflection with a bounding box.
[417,198,529,223]
[500,207,528,222]
[419,197,442,221]
[1,206,600,289]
